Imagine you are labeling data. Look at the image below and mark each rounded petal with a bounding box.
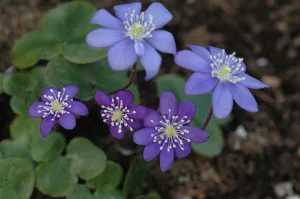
[40,116,57,138]
[28,102,46,118]
[185,72,218,95]
[63,85,79,99]
[213,83,233,119]
[133,128,156,145]
[229,83,258,112]
[114,2,142,21]
[181,126,209,143]
[95,90,112,107]
[175,50,211,72]
[41,87,58,102]
[159,92,178,117]
[110,126,125,140]
[187,45,211,63]
[238,73,269,89]
[58,114,76,130]
[146,30,176,54]
[143,143,160,161]
[140,42,162,80]
[209,46,224,55]
[128,105,148,119]
[86,28,125,48]
[175,141,192,159]
[144,110,161,128]
[90,9,124,30]
[67,100,88,116]
[134,40,145,56]
[108,38,137,71]
[177,100,196,122]
[144,2,173,29]
[160,147,174,172]
[114,90,133,106]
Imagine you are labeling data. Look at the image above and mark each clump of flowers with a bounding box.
[86,2,176,80]
[133,92,209,171]
[28,85,88,137]
[95,90,148,139]
[175,46,269,119]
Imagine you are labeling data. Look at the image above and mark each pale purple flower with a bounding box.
[86,2,176,80]
[175,46,269,119]
[133,92,209,171]
[28,85,88,137]
[95,90,148,140]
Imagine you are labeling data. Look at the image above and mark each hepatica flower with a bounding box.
[86,2,176,80]
[133,92,209,171]
[175,46,269,119]
[28,85,88,137]
[95,90,148,140]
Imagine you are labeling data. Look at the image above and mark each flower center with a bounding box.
[166,127,177,137]
[112,110,123,121]
[210,50,246,83]
[51,101,62,112]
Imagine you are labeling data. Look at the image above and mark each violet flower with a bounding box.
[28,85,88,137]
[86,2,176,80]
[95,90,148,140]
[175,46,269,119]
[133,92,209,171]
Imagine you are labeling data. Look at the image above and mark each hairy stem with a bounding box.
[201,106,213,130]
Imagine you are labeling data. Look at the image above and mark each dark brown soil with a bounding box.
[0,0,300,199]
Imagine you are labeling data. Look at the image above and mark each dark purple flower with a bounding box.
[175,46,269,119]
[28,85,88,137]
[133,92,209,171]
[86,2,176,80]
[95,90,148,140]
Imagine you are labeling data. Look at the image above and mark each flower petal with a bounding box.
[177,100,196,122]
[144,110,161,128]
[67,100,88,116]
[40,116,57,138]
[59,114,76,130]
[143,143,160,161]
[160,147,174,172]
[175,50,211,72]
[114,2,142,21]
[90,9,124,30]
[41,87,58,102]
[187,45,211,63]
[134,40,145,56]
[28,102,46,118]
[145,30,176,54]
[181,126,209,143]
[128,105,148,119]
[229,83,258,112]
[144,2,173,29]
[212,83,233,119]
[86,28,125,48]
[140,42,162,80]
[175,141,192,159]
[95,90,112,107]
[63,85,79,99]
[159,92,177,117]
[110,126,125,140]
[114,90,133,106]
[133,128,156,145]
[108,38,137,71]
[124,120,142,131]
[238,73,269,89]
[185,72,218,95]
[209,46,224,55]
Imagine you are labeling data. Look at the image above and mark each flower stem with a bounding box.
[201,106,213,130]
[45,66,56,87]
[108,64,137,95]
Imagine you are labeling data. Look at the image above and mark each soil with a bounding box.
[1,0,300,199]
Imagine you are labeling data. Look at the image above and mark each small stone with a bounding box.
[274,182,294,197]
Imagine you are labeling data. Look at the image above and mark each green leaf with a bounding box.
[0,139,30,159]
[30,132,66,162]
[136,193,162,199]
[0,158,34,199]
[40,1,96,42]
[192,125,224,157]
[87,161,123,192]
[63,39,107,64]
[94,191,124,199]
[0,73,4,93]
[122,157,153,198]
[35,156,78,197]
[67,137,107,180]
[66,184,95,199]
[3,67,50,115]
[12,31,62,69]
